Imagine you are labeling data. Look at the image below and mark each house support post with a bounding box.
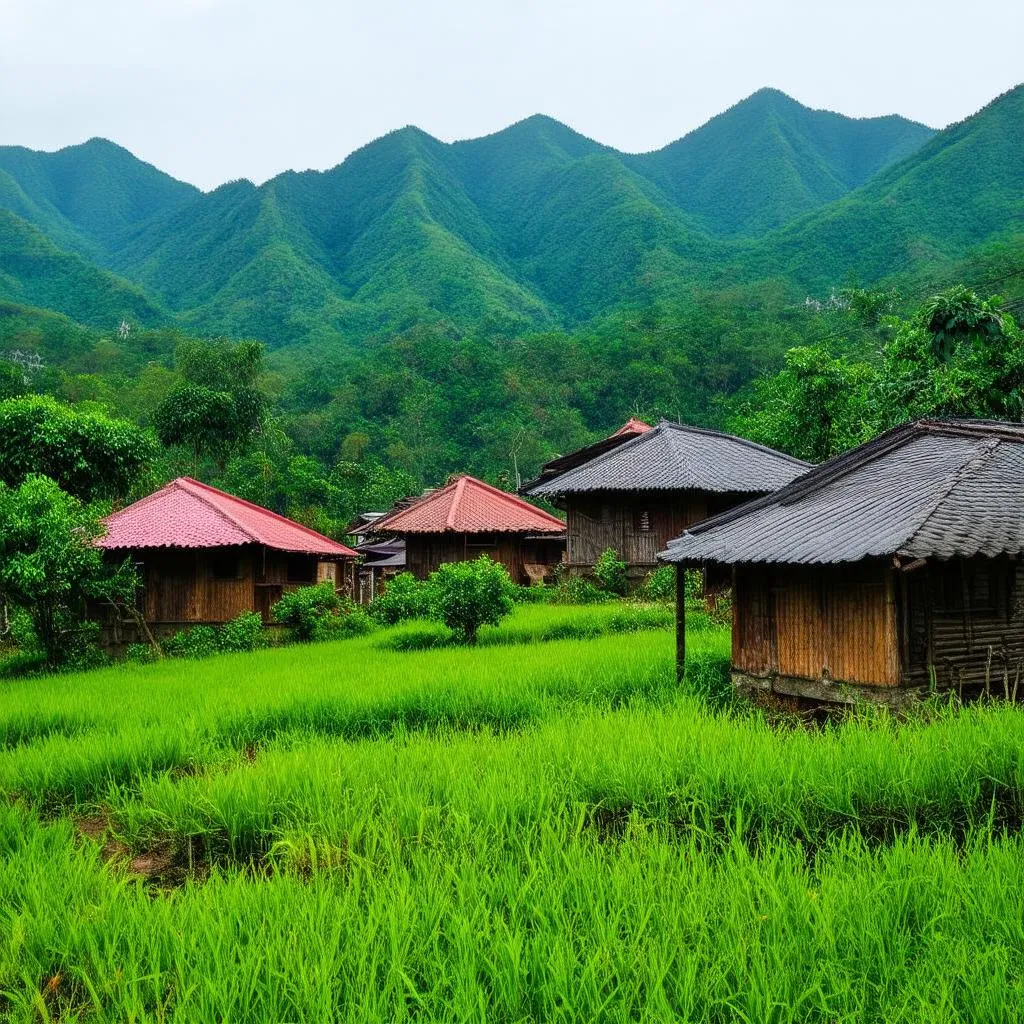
[675,565,686,681]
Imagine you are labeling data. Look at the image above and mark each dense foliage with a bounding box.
[0,475,136,667]
[0,394,156,501]
[426,556,516,643]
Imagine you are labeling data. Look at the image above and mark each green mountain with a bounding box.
[0,211,163,329]
[628,88,935,237]
[0,138,199,257]
[1,86,1020,354]
[757,85,1024,289]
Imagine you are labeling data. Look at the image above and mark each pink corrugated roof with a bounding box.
[98,477,356,557]
[371,475,565,535]
[611,418,651,437]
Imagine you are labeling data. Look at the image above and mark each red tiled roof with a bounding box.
[370,475,565,535]
[98,477,356,557]
[611,418,652,437]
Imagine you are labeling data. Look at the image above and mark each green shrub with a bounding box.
[684,569,705,606]
[426,556,515,644]
[273,583,372,642]
[511,583,552,604]
[640,565,676,602]
[163,625,219,659]
[123,643,158,664]
[369,573,431,625]
[377,624,454,652]
[0,650,48,678]
[593,548,627,595]
[550,574,610,605]
[217,611,266,653]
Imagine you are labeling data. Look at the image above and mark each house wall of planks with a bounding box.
[732,561,900,687]
[112,545,346,627]
[403,533,565,583]
[731,556,1024,696]
[565,491,746,571]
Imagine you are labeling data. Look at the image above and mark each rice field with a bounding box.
[2,603,1024,1022]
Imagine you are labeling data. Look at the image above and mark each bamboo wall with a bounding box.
[733,562,900,687]
[565,491,742,570]
[403,533,565,583]
[903,557,1024,693]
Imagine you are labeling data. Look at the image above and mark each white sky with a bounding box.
[1,0,1021,191]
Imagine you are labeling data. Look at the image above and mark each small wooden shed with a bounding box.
[525,419,810,583]
[97,477,357,649]
[367,475,565,583]
[659,419,1024,705]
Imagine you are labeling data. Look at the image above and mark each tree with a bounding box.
[876,289,1024,426]
[426,556,515,644]
[154,339,269,471]
[0,475,137,667]
[0,395,156,501]
[726,344,876,463]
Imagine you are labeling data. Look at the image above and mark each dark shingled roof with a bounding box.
[524,420,811,498]
[659,419,1024,566]
[522,419,651,490]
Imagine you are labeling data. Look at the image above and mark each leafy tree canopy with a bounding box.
[0,394,156,502]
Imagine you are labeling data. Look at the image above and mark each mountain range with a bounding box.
[0,84,1021,355]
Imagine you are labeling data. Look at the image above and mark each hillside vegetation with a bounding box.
[0,85,979,345]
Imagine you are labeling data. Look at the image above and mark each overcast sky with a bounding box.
[2,0,1021,191]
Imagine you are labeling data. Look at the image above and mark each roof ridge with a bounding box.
[899,436,1003,555]
[660,420,813,468]
[680,422,922,539]
[460,475,565,527]
[446,476,468,529]
[177,476,354,549]
[176,477,258,543]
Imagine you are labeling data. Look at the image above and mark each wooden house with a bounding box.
[524,419,810,583]
[659,419,1024,705]
[97,477,357,650]
[367,475,565,583]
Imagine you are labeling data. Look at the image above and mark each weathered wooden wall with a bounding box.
[565,491,744,570]
[733,562,900,687]
[404,533,565,583]
[119,546,340,626]
[904,557,1024,693]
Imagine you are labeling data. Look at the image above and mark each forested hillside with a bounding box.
[0,83,1022,513]
[0,86,961,346]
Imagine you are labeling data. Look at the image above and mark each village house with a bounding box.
[347,512,408,603]
[367,474,566,583]
[659,419,1024,705]
[97,477,357,650]
[524,419,810,585]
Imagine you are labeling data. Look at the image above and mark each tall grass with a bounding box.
[2,604,1024,1021]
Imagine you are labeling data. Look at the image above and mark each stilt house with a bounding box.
[97,477,357,648]
[659,419,1024,705]
[524,420,810,583]
[367,475,565,583]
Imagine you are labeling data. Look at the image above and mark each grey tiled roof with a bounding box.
[659,419,1024,565]
[524,420,811,497]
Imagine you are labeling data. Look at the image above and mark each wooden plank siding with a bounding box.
[733,562,900,688]
[125,546,340,626]
[404,533,565,583]
[565,491,751,570]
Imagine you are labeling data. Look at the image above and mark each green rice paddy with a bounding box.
[1,603,1023,1021]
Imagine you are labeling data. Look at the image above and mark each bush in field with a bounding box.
[550,573,609,605]
[510,583,551,604]
[217,611,266,653]
[273,583,372,642]
[426,556,515,644]
[369,573,431,625]
[684,568,705,606]
[163,625,218,659]
[640,565,676,602]
[593,548,627,595]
